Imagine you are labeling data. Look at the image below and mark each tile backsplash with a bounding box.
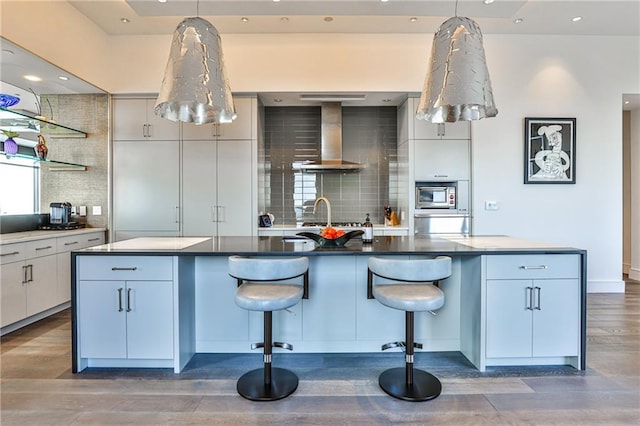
[264,106,398,225]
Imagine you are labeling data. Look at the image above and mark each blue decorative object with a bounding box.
[0,94,20,108]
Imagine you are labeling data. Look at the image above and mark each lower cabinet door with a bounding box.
[26,255,58,316]
[78,281,128,359]
[532,279,580,357]
[1,262,27,328]
[125,281,174,359]
[486,279,533,358]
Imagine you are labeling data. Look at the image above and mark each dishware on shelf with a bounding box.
[34,134,48,159]
[0,94,20,108]
[2,130,19,154]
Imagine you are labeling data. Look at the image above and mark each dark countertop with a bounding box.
[74,235,586,257]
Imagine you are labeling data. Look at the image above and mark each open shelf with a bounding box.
[0,151,87,171]
[0,107,87,139]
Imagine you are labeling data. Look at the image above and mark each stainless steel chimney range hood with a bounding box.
[299,102,365,172]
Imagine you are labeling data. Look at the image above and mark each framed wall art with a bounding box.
[524,117,576,184]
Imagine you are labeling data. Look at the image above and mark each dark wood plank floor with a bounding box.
[2,280,639,425]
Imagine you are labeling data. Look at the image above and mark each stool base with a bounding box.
[237,367,299,401]
[379,367,442,402]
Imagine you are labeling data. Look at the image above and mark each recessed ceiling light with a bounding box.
[281,17,290,23]
[483,0,495,4]
[273,0,280,2]
[381,0,390,3]
[625,100,630,104]
[382,99,392,103]
[571,16,583,22]
[241,17,249,22]
[274,99,283,103]
[324,17,334,22]
[58,76,69,81]
[121,18,130,24]
[514,18,524,24]
[409,17,418,23]
[157,0,167,3]
[24,75,42,82]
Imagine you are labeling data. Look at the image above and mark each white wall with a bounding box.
[630,108,640,281]
[2,3,639,292]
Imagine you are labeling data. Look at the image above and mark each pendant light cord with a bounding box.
[455,0,459,17]
[196,0,200,17]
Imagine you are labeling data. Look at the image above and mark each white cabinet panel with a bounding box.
[1,262,27,327]
[414,121,470,140]
[79,280,128,359]
[414,139,470,181]
[486,279,533,358]
[216,140,253,236]
[25,254,58,316]
[181,97,256,140]
[182,140,217,236]
[113,98,179,141]
[125,281,174,359]
[532,279,580,357]
[113,140,180,232]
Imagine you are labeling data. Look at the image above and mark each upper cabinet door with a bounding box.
[113,98,179,141]
[414,139,470,181]
[181,97,257,141]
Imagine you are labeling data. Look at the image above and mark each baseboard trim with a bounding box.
[588,280,626,293]
[629,268,640,282]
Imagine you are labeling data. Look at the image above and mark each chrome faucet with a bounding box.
[313,196,332,228]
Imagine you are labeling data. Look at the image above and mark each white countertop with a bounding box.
[88,237,209,251]
[442,236,562,249]
[0,228,106,245]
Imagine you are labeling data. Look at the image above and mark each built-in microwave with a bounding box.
[416,182,457,209]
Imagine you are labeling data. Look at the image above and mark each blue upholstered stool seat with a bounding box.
[235,284,304,312]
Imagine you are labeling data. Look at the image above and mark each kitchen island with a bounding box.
[72,235,586,373]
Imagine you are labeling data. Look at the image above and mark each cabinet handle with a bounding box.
[64,241,79,246]
[534,286,541,310]
[217,205,224,223]
[519,265,547,270]
[175,206,180,223]
[117,288,124,312]
[1,251,20,257]
[111,267,138,271]
[126,288,132,312]
[526,286,534,310]
[142,124,148,138]
[88,238,101,242]
[22,265,28,284]
[35,245,53,251]
[434,174,449,178]
[437,123,445,137]
[26,264,33,282]
[147,124,153,138]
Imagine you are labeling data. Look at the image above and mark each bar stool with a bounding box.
[228,255,309,401]
[367,256,451,401]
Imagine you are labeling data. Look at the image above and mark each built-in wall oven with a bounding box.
[414,181,470,236]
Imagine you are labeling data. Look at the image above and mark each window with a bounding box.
[0,159,38,214]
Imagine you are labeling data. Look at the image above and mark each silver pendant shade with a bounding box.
[155,17,236,125]
[416,16,498,123]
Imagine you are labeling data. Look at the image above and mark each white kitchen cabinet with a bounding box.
[182,138,253,237]
[77,256,176,365]
[113,140,181,235]
[414,120,470,140]
[414,139,470,181]
[56,231,105,304]
[1,239,58,327]
[181,97,257,141]
[113,98,179,141]
[484,254,580,364]
[78,280,174,360]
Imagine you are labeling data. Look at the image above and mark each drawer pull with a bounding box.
[65,241,79,246]
[117,288,124,312]
[519,265,548,270]
[36,245,53,251]
[1,251,21,257]
[111,267,138,271]
[88,238,101,242]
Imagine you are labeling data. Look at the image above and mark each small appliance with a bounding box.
[415,182,457,209]
[50,202,72,225]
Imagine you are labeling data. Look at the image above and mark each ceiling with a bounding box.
[0,1,638,109]
[69,0,640,36]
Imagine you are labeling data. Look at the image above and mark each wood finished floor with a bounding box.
[1,280,639,425]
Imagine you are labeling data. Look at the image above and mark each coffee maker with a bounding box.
[50,202,72,225]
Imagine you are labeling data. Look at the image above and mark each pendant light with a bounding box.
[416,1,498,123]
[155,1,236,125]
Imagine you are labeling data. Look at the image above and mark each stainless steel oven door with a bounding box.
[414,214,470,236]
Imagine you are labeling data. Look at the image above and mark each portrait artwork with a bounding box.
[524,117,576,184]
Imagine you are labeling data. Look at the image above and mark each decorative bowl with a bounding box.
[0,94,20,108]
[296,230,364,248]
